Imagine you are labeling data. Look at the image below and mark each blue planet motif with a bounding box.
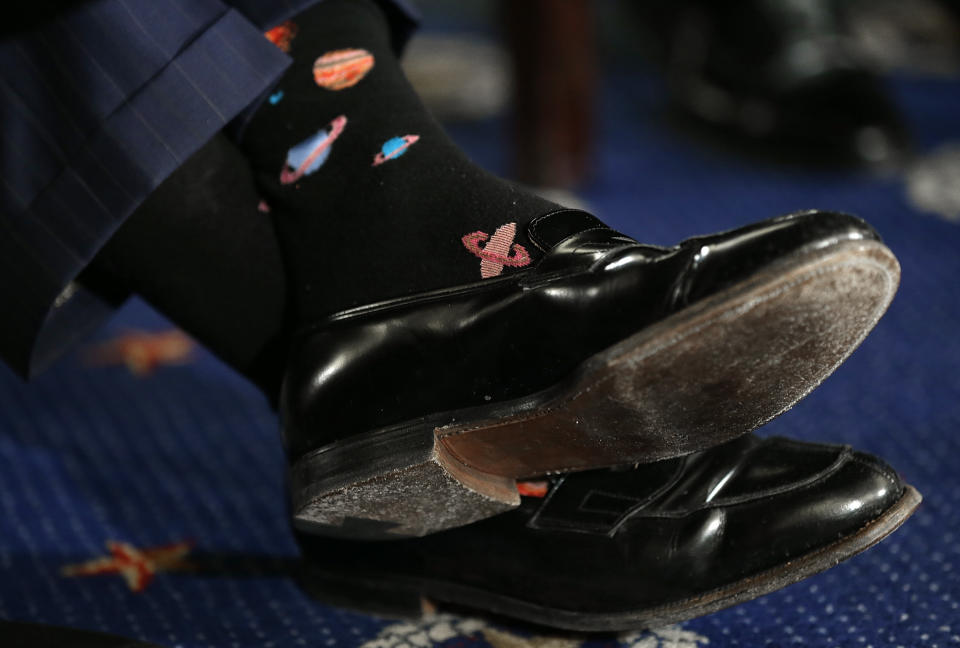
[269,90,284,105]
[280,115,347,184]
[372,134,420,166]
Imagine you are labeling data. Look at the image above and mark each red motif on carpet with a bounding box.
[62,540,194,592]
[82,329,195,376]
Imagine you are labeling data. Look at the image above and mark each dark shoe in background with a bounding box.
[635,0,911,167]
[286,209,899,540]
[296,434,920,632]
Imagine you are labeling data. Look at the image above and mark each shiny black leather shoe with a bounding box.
[285,209,900,539]
[297,434,921,632]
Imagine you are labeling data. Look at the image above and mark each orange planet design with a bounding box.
[264,21,298,53]
[313,48,375,90]
[516,480,549,498]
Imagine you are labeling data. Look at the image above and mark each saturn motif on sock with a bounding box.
[280,115,347,185]
[313,48,375,90]
[461,222,532,278]
[372,135,419,166]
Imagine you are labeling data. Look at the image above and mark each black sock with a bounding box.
[85,135,289,397]
[241,0,562,324]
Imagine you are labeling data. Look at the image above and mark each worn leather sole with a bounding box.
[300,485,921,632]
[291,239,900,539]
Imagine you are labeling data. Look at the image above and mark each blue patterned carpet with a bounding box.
[1,65,959,647]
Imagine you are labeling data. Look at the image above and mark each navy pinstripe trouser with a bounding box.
[0,0,416,378]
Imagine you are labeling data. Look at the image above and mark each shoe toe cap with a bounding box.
[679,209,882,307]
[629,441,908,606]
[711,445,906,577]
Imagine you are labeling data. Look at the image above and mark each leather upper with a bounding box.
[281,209,879,460]
[298,434,906,613]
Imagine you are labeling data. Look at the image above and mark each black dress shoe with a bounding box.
[644,0,909,165]
[285,209,899,539]
[0,621,162,647]
[296,434,921,632]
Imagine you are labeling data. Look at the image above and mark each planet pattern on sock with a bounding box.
[372,135,420,166]
[462,223,532,278]
[280,115,347,185]
[313,48,375,90]
[249,8,555,317]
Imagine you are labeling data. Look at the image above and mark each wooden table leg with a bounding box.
[501,0,596,189]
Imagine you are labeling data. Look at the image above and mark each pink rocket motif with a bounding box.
[461,222,532,278]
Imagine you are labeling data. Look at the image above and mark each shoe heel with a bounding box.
[290,427,519,540]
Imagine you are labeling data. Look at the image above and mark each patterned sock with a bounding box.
[240,0,562,324]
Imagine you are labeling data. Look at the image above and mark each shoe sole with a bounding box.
[291,239,900,539]
[299,484,921,631]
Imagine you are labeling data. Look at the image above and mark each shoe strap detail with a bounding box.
[527,209,611,252]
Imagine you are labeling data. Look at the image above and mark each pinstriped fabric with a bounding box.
[0,0,417,381]
[0,1,292,379]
